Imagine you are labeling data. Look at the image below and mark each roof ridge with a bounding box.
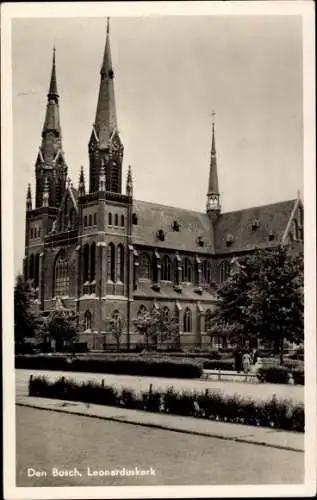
[134,199,207,216]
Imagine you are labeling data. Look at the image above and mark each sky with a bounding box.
[12,15,303,274]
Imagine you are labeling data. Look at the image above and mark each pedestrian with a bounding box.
[252,348,258,365]
[242,351,251,374]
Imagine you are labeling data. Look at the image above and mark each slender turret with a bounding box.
[206,113,221,221]
[78,166,86,197]
[26,184,32,211]
[126,165,133,198]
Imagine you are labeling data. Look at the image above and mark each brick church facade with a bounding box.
[23,21,304,351]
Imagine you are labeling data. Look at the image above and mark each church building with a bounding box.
[23,20,304,351]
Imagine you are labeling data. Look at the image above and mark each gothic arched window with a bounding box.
[205,308,212,334]
[117,244,124,283]
[139,253,152,280]
[161,255,171,281]
[121,215,125,227]
[108,213,112,226]
[114,214,119,226]
[182,258,192,283]
[88,214,92,226]
[84,215,87,226]
[90,242,96,281]
[34,253,40,288]
[29,254,35,281]
[84,310,92,330]
[83,244,89,282]
[202,260,212,284]
[183,308,192,333]
[94,213,97,226]
[107,243,115,281]
[220,260,230,283]
[174,305,180,325]
[54,253,69,297]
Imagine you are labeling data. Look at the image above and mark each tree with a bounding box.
[43,310,79,351]
[105,312,125,352]
[14,274,40,345]
[209,246,304,363]
[133,307,178,351]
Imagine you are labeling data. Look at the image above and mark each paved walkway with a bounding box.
[16,395,304,453]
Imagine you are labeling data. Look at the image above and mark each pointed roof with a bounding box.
[42,48,61,135]
[48,47,58,101]
[26,183,32,200]
[126,165,133,193]
[207,120,219,196]
[94,18,118,148]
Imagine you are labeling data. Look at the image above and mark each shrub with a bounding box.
[28,375,304,432]
[292,369,304,385]
[256,366,290,384]
[16,354,203,379]
[141,389,162,412]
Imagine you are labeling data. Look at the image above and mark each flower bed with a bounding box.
[28,375,304,433]
[16,354,203,379]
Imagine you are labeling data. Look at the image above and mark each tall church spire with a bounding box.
[94,17,118,149]
[206,113,221,221]
[48,47,58,101]
[42,47,61,136]
[89,18,124,194]
[35,48,67,208]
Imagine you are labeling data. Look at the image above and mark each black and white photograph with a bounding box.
[1,2,316,499]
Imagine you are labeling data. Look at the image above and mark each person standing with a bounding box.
[242,351,251,374]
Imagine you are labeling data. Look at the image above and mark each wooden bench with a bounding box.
[201,369,258,383]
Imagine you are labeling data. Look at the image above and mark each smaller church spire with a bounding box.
[26,183,32,211]
[48,47,59,102]
[78,166,86,197]
[42,177,49,207]
[99,159,106,192]
[126,165,133,197]
[42,47,61,136]
[206,112,221,221]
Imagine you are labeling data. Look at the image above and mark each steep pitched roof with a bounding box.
[94,19,117,149]
[214,199,297,254]
[132,200,214,254]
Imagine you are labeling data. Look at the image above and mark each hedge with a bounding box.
[15,354,203,379]
[28,375,305,433]
[256,366,304,385]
